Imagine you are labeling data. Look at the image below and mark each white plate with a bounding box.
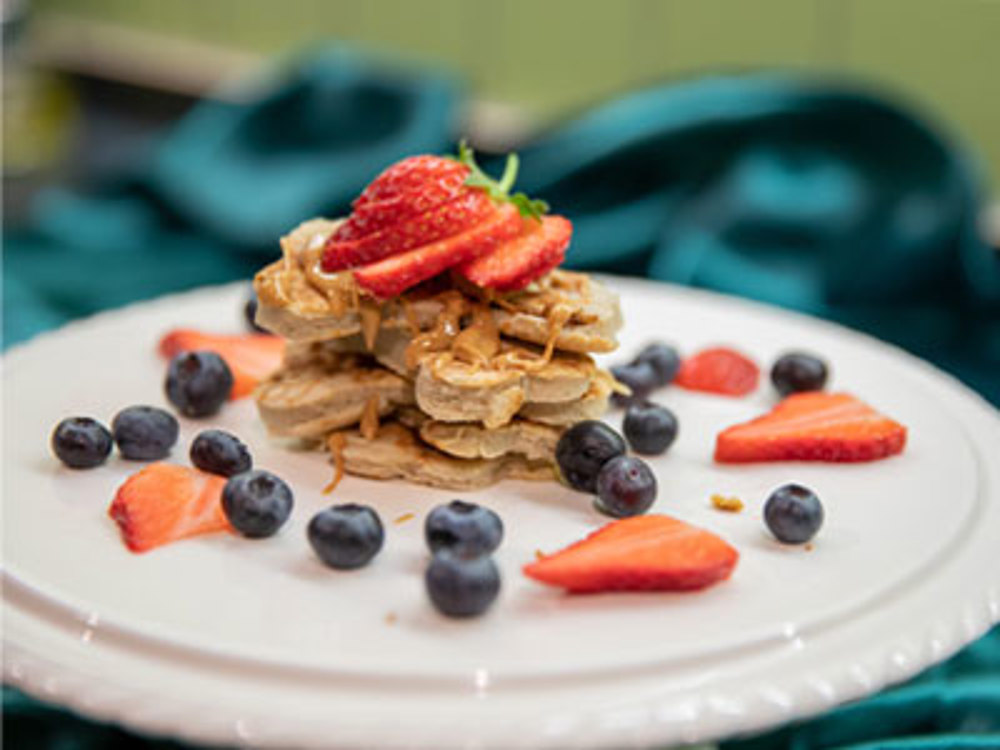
[3,278,999,749]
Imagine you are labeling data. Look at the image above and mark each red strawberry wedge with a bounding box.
[322,190,496,271]
[354,203,521,298]
[715,391,907,463]
[675,347,759,396]
[159,330,284,399]
[458,214,572,291]
[524,515,739,593]
[334,155,469,241]
[109,463,230,553]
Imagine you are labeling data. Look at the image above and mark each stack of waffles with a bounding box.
[252,218,624,490]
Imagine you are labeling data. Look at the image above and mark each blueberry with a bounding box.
[623,401,678,455]
[425,550,501,618]
[555,420,627,493]
[244,288,267,333]
[594,455,657,518]
[764,484,824,544]
[610,362,659,407]
[51,417,113,469]
[165,351,234,418]
[634,342,681,386]
[112,406,179,460]
[308,504,384,569]
[222,470,293,538]
[771,352,828,396]
[425,500,503,556]
[190,429,252,477]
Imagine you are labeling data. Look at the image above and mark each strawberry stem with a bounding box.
[451,140,548,221]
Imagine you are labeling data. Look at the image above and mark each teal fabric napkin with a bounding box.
[3,48,998,749]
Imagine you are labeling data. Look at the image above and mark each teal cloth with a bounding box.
[3,48,998,749]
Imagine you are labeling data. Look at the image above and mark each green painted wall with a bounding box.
[36,0,1000,188]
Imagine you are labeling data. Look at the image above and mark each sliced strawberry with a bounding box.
[715,391,907,463]
[158,330,284,399]
[334,155,469,241]
[524,515,738,593]
[354,203,521,298]
[458,214,572,291]
[109,463,230,553]
[675,347,759,396]
[323,189,496,271]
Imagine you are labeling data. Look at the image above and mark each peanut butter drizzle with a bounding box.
[400,298,422,337]
[257,223,361,316]
[358,298,382,351]
[451,304,500,365]
[324,432,347,493]
[359,395,380,440]
[541,303,573,362]
[403,291,466,370]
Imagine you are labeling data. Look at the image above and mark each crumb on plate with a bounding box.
[710,494,744,513]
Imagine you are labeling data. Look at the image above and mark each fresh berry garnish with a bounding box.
[594,456,657,518]
[715,392,907,463]
[159,329,284,399]
[675,347,759,396]
[165,351,234,418]
[610,362,659,407]
[523,515,739,593]
[112,406,179,461]
[457,214,571,291]
[222,470,294,538]
[328,142,552,295]
[307,504,385,569]
[425,500,504,556]
[555,420,627,493]
[425,550,501,618]
[771,352,829,396]
[352,203,520,298]
[109,463,229,552]
[633,342,681,386]
[324,190,497,271]
[334,155,470,240]
[622,401,678,455]
[190,429,252,477]
[244,288,267,333]
[51,417,113,469]
[764,484,824,544]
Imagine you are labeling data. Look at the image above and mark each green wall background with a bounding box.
[35,0,1000,189]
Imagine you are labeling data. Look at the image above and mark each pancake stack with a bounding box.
[252,218,623,490]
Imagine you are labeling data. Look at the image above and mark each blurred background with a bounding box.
[5,0,999,218]
[1,0,997,180]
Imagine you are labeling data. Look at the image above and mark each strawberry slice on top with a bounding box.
[354,203,521,298]
[335,154,470,241]
[715,391,907,463]
[323,189,497,271]
[458,214,572,292]
[159,330,284,399]
[524,514,739,593]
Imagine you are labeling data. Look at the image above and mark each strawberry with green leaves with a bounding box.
[323,142,568,296]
